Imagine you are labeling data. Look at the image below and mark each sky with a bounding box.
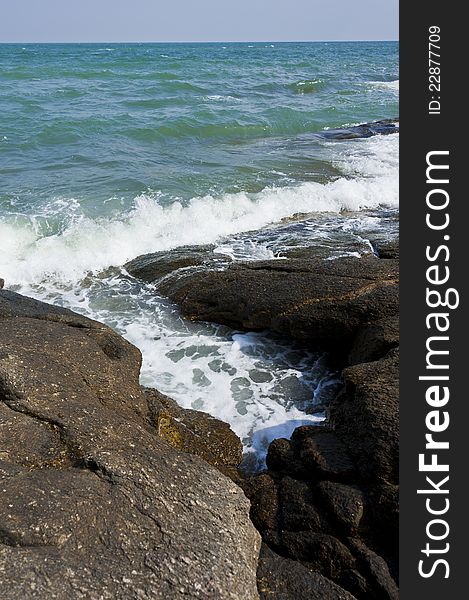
[0,0,398,43]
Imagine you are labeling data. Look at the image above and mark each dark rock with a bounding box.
[339,569,373,598]
[316,481,365,534]
[242,473,279,532]
[281,532,355,580]
[348,315,399,365]
[347,539,399,600]
[331,349,399,484]
[371,239,399,260]
[0,290,260,600]
[266,437,304,478]
[257,544,357,600]
[279,476,324,533]
[365,483,399,558]
[160,255,398,348]
[320,119,399,140]
[291,427,356,480]
[145,388,243,471]
[124,244,230,282]
[0,278,4,289]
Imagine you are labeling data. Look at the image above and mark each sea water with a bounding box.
[0,42,398,466]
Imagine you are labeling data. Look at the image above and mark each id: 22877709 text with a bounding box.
[428,26,441,115]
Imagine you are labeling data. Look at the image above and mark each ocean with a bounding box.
[0,41,398,466]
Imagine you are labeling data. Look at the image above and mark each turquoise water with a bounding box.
[0,42,398,466]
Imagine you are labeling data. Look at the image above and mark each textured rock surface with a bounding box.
[0,290,260,600]
[257,544,357,600]
[181,250,400,599]
[145,388,243,476]
[124,244,230,282]
[348,314,399,366]
[159,255,398,348]
[331,348,399,484]
[70,245,400,599]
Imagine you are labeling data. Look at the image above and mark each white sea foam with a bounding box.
[369,79,399,92]
[204,94,242,103]
[0,135,398,287]
[0,133,397,466]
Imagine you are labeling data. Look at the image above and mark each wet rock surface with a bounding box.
[159,254,398,350]
[0,290,260,600]
[319,119,399,140]
[124,244,231,283]
[2,238,400,599]
[153,247,399,599]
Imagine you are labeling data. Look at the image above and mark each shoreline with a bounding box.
[0,239,399,599]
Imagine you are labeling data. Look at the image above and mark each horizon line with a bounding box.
[0,39,399,45]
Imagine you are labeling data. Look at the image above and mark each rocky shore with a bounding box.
[0,290,260,599]
[1,239,399,599]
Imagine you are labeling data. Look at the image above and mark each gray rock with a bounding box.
[0,290,260,600]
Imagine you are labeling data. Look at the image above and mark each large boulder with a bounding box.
[159,255,398,348]
[0,290,260,600]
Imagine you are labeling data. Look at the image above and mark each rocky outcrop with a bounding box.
[319,119,399,140]
[143,248,399,599]
[159,255,398,350]
[0,290,260,600]
[124,244,231,283]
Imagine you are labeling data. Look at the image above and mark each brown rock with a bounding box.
[159,255,399,348]
[291,426,356,480]
[0,290,261,600]
[242,473,279,532]
[348,315,399,365]
[266,437,305,478]
[146,388,243,470]
[279,476,325,533]
[281,532,355,581]
[371,239,399,260]
[316,481,365,534]
[347,538,399,600]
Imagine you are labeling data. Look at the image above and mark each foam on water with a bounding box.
[369,79,399,92]
[0,134,397,468]
[0,134,398,287]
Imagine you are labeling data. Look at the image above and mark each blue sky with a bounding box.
[0,0,398,43]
